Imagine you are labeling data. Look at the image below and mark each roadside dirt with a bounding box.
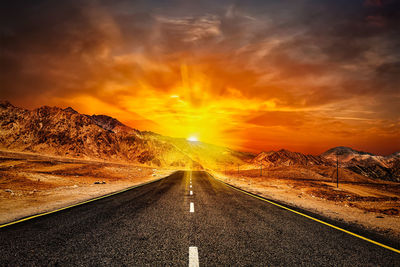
[0,151,174,224]
[212,168,400,241]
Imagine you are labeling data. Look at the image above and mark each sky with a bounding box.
[1,0,399,155]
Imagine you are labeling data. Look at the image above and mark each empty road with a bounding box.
[1,171,399,266]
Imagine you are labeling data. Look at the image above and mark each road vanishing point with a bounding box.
[1,171,399,266]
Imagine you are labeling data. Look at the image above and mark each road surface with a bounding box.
[1,171,399,266]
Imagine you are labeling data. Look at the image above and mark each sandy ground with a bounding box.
[211,169,400,241]
[2,149,399,242]
[0,151,174,224]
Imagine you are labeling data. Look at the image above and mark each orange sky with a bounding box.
[1,0,399,155]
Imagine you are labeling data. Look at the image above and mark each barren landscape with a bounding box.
[2,146,399,244]
[1,101,399,244]
[2,1,400,264]
[0,150,173,224]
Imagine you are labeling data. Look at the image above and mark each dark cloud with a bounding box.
[1,0,119,103]
[0,0,399,154]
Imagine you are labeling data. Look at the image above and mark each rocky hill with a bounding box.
[252,149,330,167]
[322,146,376,162]
[321,146,400,182]
[0,101,398,181]
[251,147,400,182]
[0,101,251,169]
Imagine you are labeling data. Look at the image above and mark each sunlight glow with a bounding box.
[187,136,199,142]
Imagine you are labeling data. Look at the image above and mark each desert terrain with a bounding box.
[1,101,399,244]
[0,150,173,224]
[211,167,400,241]
[3,146,399,243]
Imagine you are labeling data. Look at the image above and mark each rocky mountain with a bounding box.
[90,114,134,134]
[322,146,376,163]
[252,149,330,167]
[321,146,400,182]
[250,147,400,182]
[0,101,251,169]
[0,101,398,181]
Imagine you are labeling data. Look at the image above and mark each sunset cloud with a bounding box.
[1,0,399,155]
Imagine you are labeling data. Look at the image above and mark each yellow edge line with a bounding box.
[208,173,400,254]
[0,175,169,229]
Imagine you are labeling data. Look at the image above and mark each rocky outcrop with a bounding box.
[321,147,400,182]
[1,101,398,181]
[251,147,400,182]
[252,149,330,167]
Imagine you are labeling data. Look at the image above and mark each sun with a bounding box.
[187,136,198,142]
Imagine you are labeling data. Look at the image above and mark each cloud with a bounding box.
[0,0,399,154]
[155,15,221,43]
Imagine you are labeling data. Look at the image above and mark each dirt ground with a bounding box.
[2,150,399,242]
[0,150,174,224]
[211,168,400,241]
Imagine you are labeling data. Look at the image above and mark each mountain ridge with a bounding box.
[0,101,398,181]
[0,101,251,170]
[250,147,399,182]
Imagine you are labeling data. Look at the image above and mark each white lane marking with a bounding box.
[190,190,193,195]
[189,247,199,267]
[190,202,194,213]
[190,185,192,188]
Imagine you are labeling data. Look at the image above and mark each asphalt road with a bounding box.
[1,171,399,266]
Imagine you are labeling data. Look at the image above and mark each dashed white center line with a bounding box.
[189,247,199,267]
[190,202,194,213]
[190,185,192,188]
[190,190,193,195]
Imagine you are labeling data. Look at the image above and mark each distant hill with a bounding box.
[0,100,398,181]
[321,146,374,162]
[252,149,330,167]
[321,146,400,182]
[250,147,400,182]
[0,101,252,169]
